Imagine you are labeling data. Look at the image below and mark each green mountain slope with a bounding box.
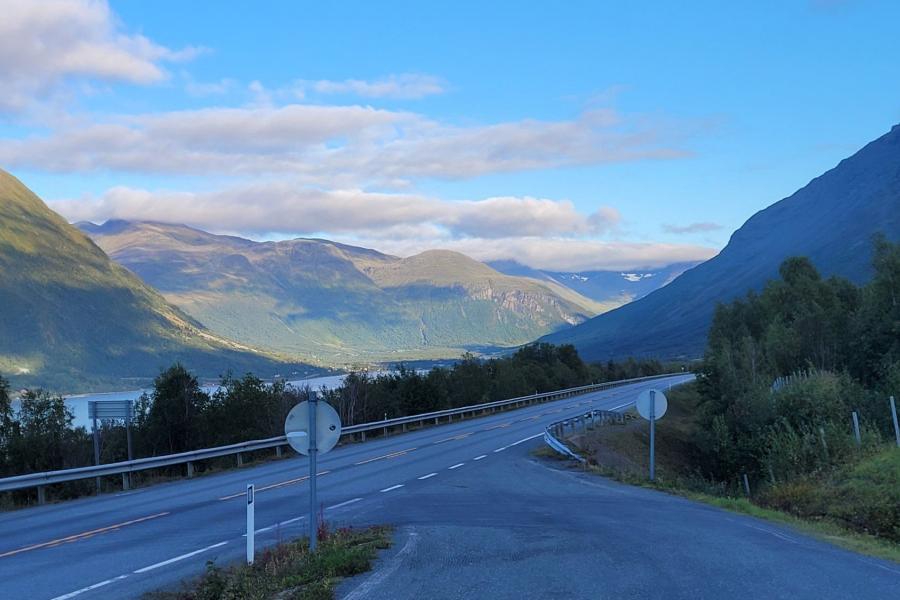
[81,222,607,364]
[0,170,319,391]
[541,124,900,360]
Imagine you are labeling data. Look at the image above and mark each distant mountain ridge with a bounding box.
[81,221,608,364]
[487,260,699,305]
[0,170,319,391]
[541,124,900,360]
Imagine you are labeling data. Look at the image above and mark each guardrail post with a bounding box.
[360,431,366,442]
[121,473,130,491]
[402,423,408,432]
[237,452,244,467]
[37,485,46,505]
[434,417,439,424]
[187,461,195,478]
[276,446,283,458]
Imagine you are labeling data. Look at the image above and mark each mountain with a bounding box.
[0,170,320,391]
[81,222,607,364]
[487,260,699,305]
[541,124,900,360]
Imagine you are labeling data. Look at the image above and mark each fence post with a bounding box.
[852,411,861,446]
[890,396,900,448]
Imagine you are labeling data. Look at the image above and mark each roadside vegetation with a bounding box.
[564,237,900,558]
[144,525,392,600]
[0,344,673,506]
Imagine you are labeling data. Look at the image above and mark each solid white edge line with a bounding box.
[418,473,438,480]
[133,541,228,574]
[448,463,464,469]
[51,575,129,600]
[327,497,363,510]
[380,484,404,492]
[507,432,544,447]
[473,454,487,461]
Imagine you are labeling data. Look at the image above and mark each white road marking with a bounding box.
[342,531,419,600]
[328,497,363,510]
[448,463,464,469]
[507,433,544,447]
[473,454,487,461]
[51,575,128,600]
[744,524,798,544]
[133,541,228,574]
[380,484,404,492]
[492,432,543,454]
[418,473,438,480]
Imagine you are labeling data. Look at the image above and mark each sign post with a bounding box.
[246,484,255,564]
[308,392,318,552]
[636,389,668,482]
[284,393,342,553]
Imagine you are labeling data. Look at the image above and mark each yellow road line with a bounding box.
[0,512,170,559]
[219,471,330,501]
[433,432,473,444]
[354,448,416,466]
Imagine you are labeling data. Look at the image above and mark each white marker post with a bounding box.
[246,484,255,564]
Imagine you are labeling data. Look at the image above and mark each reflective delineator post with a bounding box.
[649,390,656,481]
[852,411,861,446]
[309,392,319,552]
[246,484,255,564]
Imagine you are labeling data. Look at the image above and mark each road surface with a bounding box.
[1,374,897,599]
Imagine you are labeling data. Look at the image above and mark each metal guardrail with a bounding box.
[543,374,695,462]
[0,373,682,499]
[544,410,635,463]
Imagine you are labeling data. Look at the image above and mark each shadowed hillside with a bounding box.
[541,124,900,360]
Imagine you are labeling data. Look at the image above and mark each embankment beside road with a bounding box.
[560,382,900,562]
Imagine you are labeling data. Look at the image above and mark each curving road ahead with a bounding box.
[1,374,898,599]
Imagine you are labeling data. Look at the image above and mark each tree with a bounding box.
[139,363,211,455]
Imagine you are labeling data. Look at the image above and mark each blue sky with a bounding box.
[1,0,898,271]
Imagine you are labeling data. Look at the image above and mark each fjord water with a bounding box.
[27,373,351,430]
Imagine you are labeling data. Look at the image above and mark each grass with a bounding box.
[144,525,392,600]
[540,383,900,564]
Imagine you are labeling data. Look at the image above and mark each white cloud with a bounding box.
[343,236,717,272]
[0,105,688,183]
[662,221,723,234]
[303,74,447,99]
[0,0,199,114]
[49,181,715,271]
[49,183,621,240]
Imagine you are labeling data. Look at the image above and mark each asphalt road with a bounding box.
[2,374,898,599]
